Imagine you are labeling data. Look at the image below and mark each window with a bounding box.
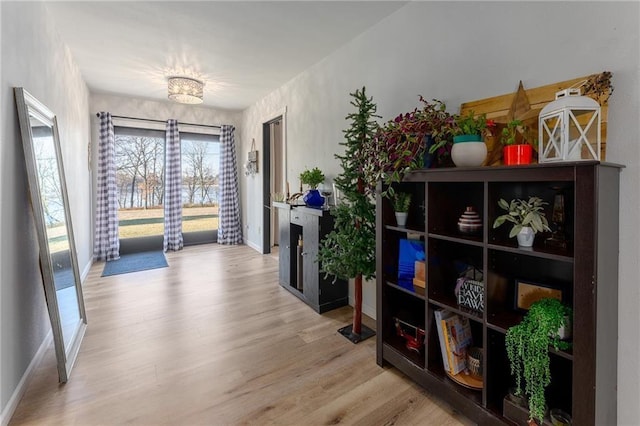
[180,132,220,244]
[114,126,166,240]
[114,126,220,248]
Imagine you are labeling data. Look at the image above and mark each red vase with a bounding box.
[503,144,532,165]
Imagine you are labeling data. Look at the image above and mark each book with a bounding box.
[433,309,454,373]
[397,239,425,291]
[441,314,473,375]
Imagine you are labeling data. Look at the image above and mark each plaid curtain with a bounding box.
[163,119,183,251]
[94,112,120,261]
[218,125,243,245]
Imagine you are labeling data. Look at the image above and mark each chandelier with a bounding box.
[167,77,204,104]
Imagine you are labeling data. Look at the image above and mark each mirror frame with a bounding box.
[14,87,87,382]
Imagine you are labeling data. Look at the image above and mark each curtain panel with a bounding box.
[163,119,184,251]
[217,125,243,245]
[94,112,120,261]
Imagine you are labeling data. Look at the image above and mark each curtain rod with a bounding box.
[96,113,221,129]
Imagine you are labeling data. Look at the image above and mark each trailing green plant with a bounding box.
[299,167,325,189]
[318,87,378,340]
[362,97,454,198]
[392,192,411,213]
[493,197,551,238]
[506,298,572,425]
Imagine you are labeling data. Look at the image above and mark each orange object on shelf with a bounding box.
[413,261,425,288]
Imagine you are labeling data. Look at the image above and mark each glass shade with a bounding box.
[168,77,204,104]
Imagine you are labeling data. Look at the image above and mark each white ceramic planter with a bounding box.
[516,227,535,247]
[451,140,487,167]
[395,212,408,227]
[554,316,572,340]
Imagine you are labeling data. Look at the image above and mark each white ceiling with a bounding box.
[46,1,407,111]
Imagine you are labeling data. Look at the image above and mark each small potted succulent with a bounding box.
[506,298,572,425]
[450,110,495,167]
[299,167,325,207]
[500,119,535,165]
[493,196,551,247]
[392,192,412,227]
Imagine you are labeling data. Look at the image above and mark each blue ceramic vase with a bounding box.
[303,189,325,208]
[423,135,436,168]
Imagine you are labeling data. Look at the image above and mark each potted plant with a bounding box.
[392,192,411,227]
[299,167,325,207]
[318,87,377,343]
[412,97,454,168]
[362,97,453,198]
[505,298,572,425]
[500,119,535,165]
[450,110,495,167]
[492,196,551,247]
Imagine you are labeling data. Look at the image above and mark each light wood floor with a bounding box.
[10,244,472,426]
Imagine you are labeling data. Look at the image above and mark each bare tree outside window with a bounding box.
[115,134,165,209]
[115,132,165,238]
[114,127,219,241]
[181,137,219,235]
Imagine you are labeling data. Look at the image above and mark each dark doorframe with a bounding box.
[262,116,285,254]
[261,111,286,255]
[261,120,273,254]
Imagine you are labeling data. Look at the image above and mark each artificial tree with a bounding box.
[317,87,378,343]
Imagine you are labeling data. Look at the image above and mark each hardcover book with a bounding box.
[441,314,473,375]
[434,309,454,372]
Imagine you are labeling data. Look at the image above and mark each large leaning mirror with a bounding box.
[14,87,87,383]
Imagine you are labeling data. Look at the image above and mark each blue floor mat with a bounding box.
[101,251,168,277]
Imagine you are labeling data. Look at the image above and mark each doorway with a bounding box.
[114,125,220,254]
[262,115,285,254]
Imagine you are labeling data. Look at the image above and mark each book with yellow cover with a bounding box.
[441,314,473,375]
[434,309,453,372]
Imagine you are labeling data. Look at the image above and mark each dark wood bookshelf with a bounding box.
[385,280,426,300]
[376,162,622,425]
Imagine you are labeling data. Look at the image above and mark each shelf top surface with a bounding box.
[404,161,624,182]
[273,202,331,217]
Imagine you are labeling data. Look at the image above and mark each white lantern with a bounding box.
[538,88,601,162]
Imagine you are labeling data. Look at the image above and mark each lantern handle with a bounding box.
[555,88,581,99]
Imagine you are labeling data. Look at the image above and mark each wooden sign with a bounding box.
[459,72,611,165]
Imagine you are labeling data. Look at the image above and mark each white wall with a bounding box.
[241,2,640,423]
[0,2,91,422]
[90,93,242,129]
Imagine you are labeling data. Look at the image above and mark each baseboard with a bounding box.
[81,256,93,282]
[0,331,52,426]
[245,238,261,253]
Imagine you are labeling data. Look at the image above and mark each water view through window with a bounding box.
[180,134,220,237]
[115,127,219,241]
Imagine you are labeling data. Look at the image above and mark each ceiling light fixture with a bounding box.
[168,77,204,104]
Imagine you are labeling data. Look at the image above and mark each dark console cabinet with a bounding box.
[273,203,348,313]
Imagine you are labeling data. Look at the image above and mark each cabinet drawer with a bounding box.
[290,211,305,226]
